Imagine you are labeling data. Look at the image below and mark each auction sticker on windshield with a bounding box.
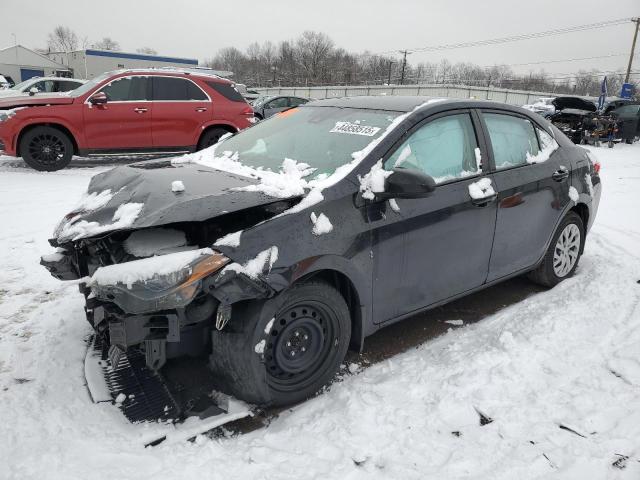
[330,121,381,136]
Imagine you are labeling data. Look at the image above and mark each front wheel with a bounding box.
[529,211,584,287]
[20,126,73,171]
[210,281,351,407]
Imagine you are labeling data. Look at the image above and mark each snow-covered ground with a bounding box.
[1,145,639,480]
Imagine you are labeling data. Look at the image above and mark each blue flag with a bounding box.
[597,76,608,112]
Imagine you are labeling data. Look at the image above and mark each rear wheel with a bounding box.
[210,281,351,406]
[20,126,73,171]
[529,211,584,287]
[197,127,231,150]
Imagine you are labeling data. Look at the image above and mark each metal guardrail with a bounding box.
[253,84,559,106]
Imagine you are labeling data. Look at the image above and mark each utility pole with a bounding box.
[625,17,640,83]
[387,60,394,85]
[399,50,411,85]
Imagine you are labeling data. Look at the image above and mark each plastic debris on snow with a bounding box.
[310,212,334,235]
[569,186,579,202]
[124,228,187,258]
[359,160,392,200]
[215,230,242,248]
[468,178,495,200]
[171,180,185,193]
[57,202,144,242]
[90,248,213,289]
[222,246,278,279]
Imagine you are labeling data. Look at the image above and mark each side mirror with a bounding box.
[381,168,436,199]
[29,87,39,96]
[89,92,108,105]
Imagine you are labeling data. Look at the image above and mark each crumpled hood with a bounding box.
[0,93,75,109]
[552,97,596,112]
[53,160,298,243]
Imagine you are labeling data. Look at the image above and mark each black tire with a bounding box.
[209,281,351,407]
[197,127,231,151]
[20,126,73,171]
[528,211,584,288]
[254,113,263,121]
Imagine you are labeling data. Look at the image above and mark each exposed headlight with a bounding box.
[91,251,229,313]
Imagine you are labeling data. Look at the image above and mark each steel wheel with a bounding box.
[553,223,581,277]
[265,301,337,393]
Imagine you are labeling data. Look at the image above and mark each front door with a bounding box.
[370,111,498,323]
[478,110,571,281]
[150,76,211,148]
[83,76,152,150]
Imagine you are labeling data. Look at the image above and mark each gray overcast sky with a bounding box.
[2,0,638,77]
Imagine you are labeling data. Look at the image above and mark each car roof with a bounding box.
[106,68,228,82]
[24,76,85,83]
[305,95,528,113]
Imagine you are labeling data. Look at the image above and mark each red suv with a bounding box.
[0,69,256,171]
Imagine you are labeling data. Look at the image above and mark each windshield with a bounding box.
[69,72,112,97]
[10,79,34,91]
[212,106,401,177]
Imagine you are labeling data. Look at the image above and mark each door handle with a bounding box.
[195,107,208,112]
[471,192,498,207]
[133,107,148,113]
[552,168,569,182]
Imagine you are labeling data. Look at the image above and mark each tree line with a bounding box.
[39,26,636,97]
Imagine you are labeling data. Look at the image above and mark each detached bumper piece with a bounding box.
[85,335,251,445]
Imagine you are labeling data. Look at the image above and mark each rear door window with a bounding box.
[100,76,149,101]
[152,77,207,101]
[266,97,289,109]
[482,113,539,169]
[384,113,481,183]
[289,97,308,107]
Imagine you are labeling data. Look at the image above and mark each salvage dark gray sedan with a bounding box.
[42,96,601,423]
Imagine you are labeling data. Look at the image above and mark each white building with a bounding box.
[47,49,231,80]
[0,45,70,85]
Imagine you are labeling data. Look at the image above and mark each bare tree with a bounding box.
[136,47,157,55]
[47,26,79,52]
[93,37,120,51]
[296,31,334,84]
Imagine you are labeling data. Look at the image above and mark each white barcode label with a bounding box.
[330,122,381,136]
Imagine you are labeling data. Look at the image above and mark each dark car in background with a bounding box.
[41,96,600,423]
[0,69,255,171]
[610,103,640,143]
[252,95,309,119]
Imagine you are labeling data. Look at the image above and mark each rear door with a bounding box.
[478,109,571,281]
[83,75,153,150]
[370,110,497,323]
[150,76,211,148]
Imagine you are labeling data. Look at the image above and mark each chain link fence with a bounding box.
[253,84,559,106]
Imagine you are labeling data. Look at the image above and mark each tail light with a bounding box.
[593,161,601,174]
[586,151,601,175]
[241,105,254,116]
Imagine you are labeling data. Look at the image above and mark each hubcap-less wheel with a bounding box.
[553,223,581,277]
[28,133,66,167]
[265,302,336,392]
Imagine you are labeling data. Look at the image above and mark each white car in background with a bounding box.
[0,77,86,97]
[523,97,556,116]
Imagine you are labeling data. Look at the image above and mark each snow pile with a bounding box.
[73,189,115,212]
[526,129,559,164]
[585,173,595,197]
[468,178,495,200]
[569,186,579,202]
[358,160,392,200]
[474,147,482,171]
[123,228,187,258]
[90,248,213,289]
[215,230,242,248]
[171,180,185,193]
[310,212,333,235]
[57,202,144,241]
[222,246,278,279]
[254,339,266,354]
[233,158,315,198]
[389,198,400,212]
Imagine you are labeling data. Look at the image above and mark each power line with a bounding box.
[480,52,637,69]
[377,17,633,56]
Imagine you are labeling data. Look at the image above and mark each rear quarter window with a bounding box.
[205,81,246,103]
